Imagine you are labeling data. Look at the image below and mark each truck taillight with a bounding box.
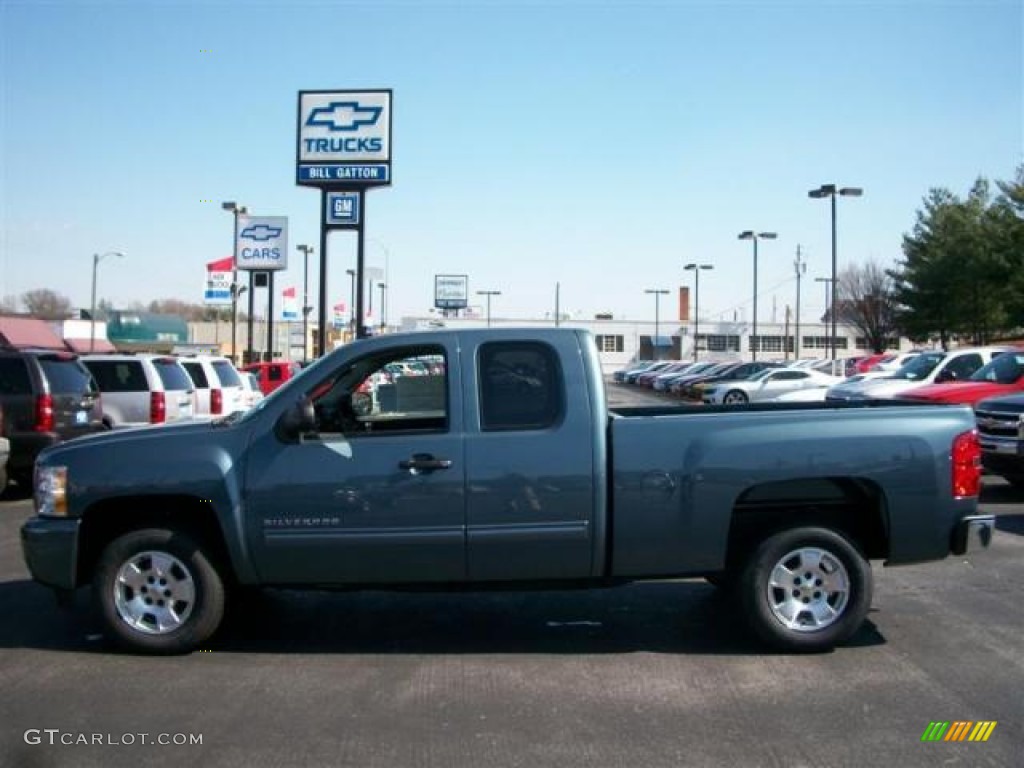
[150,391,166,424]
[34,394,54,432]
[952,429,981,498]
[211,388,223,415]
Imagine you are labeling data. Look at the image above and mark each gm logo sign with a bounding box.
[326,191,361,226]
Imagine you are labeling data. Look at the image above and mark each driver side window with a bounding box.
[309,346,448,437]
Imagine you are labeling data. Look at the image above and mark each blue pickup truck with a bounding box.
[21,328,994,654]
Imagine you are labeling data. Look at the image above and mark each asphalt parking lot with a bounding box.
[1,385,1021,767]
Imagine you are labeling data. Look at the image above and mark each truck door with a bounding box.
[463,337,597,581]
[244,337,466,584]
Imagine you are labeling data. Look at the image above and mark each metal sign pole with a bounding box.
[267,271,275,361]
[318,188,328,357]
[246,271,255,364]
[356,190,367,339]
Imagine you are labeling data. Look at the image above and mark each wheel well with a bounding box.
[723,477,889,569]
[76,495,234,586]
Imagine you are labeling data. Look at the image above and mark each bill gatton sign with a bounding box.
[297,90,392,186]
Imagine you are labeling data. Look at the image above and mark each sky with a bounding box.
[1,0,1021,327]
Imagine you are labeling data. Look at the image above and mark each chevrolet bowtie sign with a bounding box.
[297,90,392,186]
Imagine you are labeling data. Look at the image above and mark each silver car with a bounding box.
[82,354,195,428]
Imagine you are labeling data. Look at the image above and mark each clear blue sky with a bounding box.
[1,0,1021,325]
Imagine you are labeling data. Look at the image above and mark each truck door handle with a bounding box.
[399,453,453,473]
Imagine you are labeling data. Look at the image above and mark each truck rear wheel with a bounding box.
[93,528,225,654]
[740,526,872,653]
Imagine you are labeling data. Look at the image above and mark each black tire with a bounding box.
[739,526,872,653]
[722,389,748,405]
[93,528,225,654]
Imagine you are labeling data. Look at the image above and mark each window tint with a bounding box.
[943,354,982,382]
[309,346,448,436]
[37,357,96,394]
[153,359,194,390]
[85,360,147,392]
[0,357,32,395]
[181,361,208,388]
[771,371,808,381]
[211,360,241,386]
[479,342,562,431]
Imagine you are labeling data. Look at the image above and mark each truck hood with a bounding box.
[898,381,1024,405]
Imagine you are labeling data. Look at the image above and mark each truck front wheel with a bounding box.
[740,527,872,653]
[93,528,225,654]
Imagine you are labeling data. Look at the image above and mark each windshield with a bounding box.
[888,352,945,381]
[969,352,1024,384]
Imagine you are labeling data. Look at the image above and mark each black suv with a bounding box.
[0,347,105,490]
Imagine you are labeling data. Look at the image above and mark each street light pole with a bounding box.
[737,230,777,361]
[808,183,863,361]
[477,290,501,327]
[683,264,713,362]
[378,283,387,332]
[794,246,806,360]
[297,244,314,360]
[90,250,125,352]
[221,202,247,363]
[644,288,670,360]
[346,269,356,339]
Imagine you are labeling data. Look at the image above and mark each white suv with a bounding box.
[178,355,246,417]
[82,354,195,428]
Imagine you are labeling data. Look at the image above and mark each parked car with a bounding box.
[242,360,302,396]
[612,360,653,383]
[679,361,782,401]
[702,367,842,404]
[239,371,265,410]
[0,346,105,490]
[974,392,1024,491]
[179,355,246,417]
[897,349,1024,407]
[82,354,195,428]
[624,360,674,384]
[664,361,730,395]
[826,347,1013,402]
[0,403,9,491]
[637,361,691,389]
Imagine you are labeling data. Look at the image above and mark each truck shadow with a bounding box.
[0,578,884,656]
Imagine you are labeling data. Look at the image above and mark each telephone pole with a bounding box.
[794,245,806,360]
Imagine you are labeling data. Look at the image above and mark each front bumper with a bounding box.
[951,514,996,556]
[20,516,81,590]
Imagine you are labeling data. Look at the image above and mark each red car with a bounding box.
[242,360,302,396]
[855,353,894,374]
[898,350,1024,406]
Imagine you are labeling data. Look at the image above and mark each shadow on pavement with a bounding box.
[0,578,884,657]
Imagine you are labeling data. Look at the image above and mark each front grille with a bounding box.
[975,407,1024,439]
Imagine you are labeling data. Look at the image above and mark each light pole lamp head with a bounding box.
[221,201,237,211]
[840,187,863,197]
[808,184,837,198]
[757,232,777,240]
[738,230,755,240]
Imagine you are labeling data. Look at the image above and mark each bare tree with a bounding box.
[21,289,73,320]
[836,260,900,353]
[0,295,17,314]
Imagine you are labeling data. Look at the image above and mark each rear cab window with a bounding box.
[478,341,563,431]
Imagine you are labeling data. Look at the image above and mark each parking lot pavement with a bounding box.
[1,479,1022,767]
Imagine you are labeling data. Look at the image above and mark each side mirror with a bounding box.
[276,396,316,441]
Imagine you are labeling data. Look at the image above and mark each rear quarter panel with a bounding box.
[609,404,978,576]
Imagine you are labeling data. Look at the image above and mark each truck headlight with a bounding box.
[35,466,68,517]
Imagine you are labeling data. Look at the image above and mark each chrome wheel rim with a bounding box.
[113,550,196,635]
[766,547,850,632]
[723,391,747,404]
